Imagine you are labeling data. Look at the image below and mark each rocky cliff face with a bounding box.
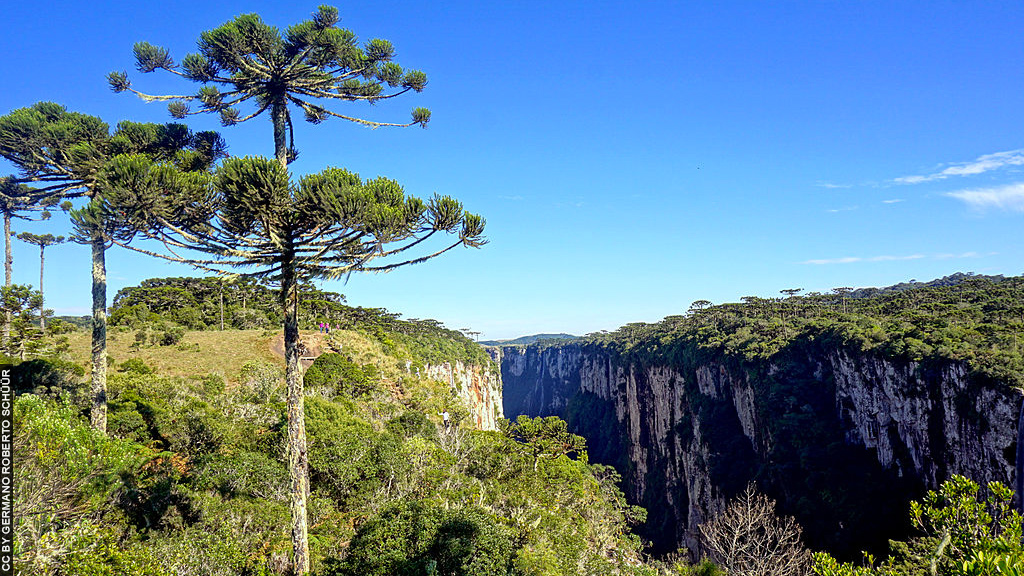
[495,342,1023,555]
[424,360,504,431]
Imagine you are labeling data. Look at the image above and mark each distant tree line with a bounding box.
[584,273,1024,389]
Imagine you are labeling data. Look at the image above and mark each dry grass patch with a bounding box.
[62,327,460,413]
[64,328,282,384]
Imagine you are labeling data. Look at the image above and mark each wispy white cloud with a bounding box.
[816,181,853,189]
[869,254,926,262]
[802,256,862,264]
[800,252,989,265]
[882,199,904,204]
[826,206,858,213]
[934,251,998,259]
[945,182,1024,212]
[895,149,1024,184]
[801,254,925,265]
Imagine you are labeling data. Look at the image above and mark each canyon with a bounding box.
[492,339,1023,556]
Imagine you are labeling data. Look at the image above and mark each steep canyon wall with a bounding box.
[494,342,1023,555]
[424,360,504,431]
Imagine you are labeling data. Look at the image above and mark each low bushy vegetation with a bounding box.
[13,348,667,575]
[19,273,1024,574]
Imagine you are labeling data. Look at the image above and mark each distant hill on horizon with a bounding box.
[849,271,1006,298]
[480,333,578,346]
[52,315,92,329]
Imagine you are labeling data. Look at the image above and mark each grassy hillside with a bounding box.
[51,275,492,388]
[64,328,281,384]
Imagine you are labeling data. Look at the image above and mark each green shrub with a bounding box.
[328,500,444,576]
[305,398,408,505]
[431,507,516,576]
[304,353,379,397]
[12,357,86,400]
[145,522,288,576]
[386,410,438,440]
[158,326,186,346]
[14,396,147,574]
[132,328,149,349]
[59,526,169,576]
[162,401,231,456]
[231,308,271,329]
[238,361,284,403]
[333,502,515,576]
[201,373,225,395]
[119,358,155,375]
[195,451,289,500]
[107,401,150,444]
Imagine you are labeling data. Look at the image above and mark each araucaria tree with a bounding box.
[0,102,224,432]
[0,284,42,360]
[0,179,55,286]
[108,8,441,573]
[16,232,66,331]
[109,4,430,168]
[0,179,56,345]
[102,155,485,574]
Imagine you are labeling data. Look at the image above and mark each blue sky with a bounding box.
[3,1,1024,340]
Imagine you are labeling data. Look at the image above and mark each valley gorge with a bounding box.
[492,338,1024,557]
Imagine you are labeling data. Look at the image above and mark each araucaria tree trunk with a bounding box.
[272,99,289,171]
[3,212,11,346]
[281,248,310,574]
[219,282,224,331]
[38,244,45,331]
[90,231,107,432]
[4,213,11,286]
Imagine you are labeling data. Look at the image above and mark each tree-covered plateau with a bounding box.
[581,273,1024,390]
[537,273,1024,560]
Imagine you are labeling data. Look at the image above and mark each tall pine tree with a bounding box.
[109,8,440,572]
[109,4,429,169]
[100,153,484,575]
[16,232,66,331]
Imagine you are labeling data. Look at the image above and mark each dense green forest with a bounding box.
[579,273,1024,389]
